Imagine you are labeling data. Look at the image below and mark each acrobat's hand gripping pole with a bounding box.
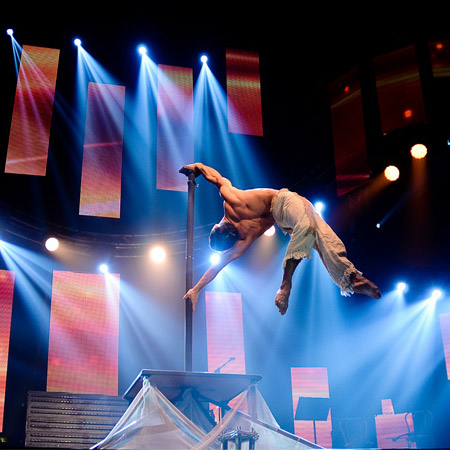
[179,166,198,372]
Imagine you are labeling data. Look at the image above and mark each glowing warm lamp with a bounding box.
[384,165,400,182]
[411,143,427,159]
[45,237,59,252]
[149,245,166,263]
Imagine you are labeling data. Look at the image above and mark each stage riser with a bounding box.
[25,391,128,449]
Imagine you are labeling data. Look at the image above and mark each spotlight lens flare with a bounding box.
[45,237,59,252]
[411,143,427,159]
[264,226,276,237]
[384,165,400,181]
[397,282,407,292]
[6,28,14,36]
[314,201,325,215]
[74,38,81,47]
[431,289,442,300]
[149,246,166,263]
[138,45,147,55]
[210,253,221,266]
[99,263,109,274]
[200,54,208,64]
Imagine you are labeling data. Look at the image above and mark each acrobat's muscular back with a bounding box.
[183,163,277,239]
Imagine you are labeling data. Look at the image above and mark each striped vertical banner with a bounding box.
[205,291,246,374]
[79,82,125,218]
[5,45,60,175]
[226,48,263,136]
[374,46,426,134]
[157,64,194,191]
[440,313,450,380]
[291,367,332,447]
[47,271,120,395]
[329,68,370,196]
[205,291,246,418]
[0,271,15,432]
[429,40,450,78]
[375,400,414,449]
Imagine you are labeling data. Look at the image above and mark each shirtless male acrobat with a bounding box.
[181,163,381,315]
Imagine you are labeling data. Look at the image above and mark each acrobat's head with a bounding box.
[209,220,239,252]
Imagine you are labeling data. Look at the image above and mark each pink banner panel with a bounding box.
[157,64,194,191]
[373,46,426,134]
[440,313,450,380]
[226,49,263,136]
[205,291,246,374]
[291,367,332,447]
[375,402,415,449]
[0,271,15,432]
[79,82,125,218]
[47,271,120,395]
[329,68,370,197]
[206,291,246,418]
[5,45,60,176]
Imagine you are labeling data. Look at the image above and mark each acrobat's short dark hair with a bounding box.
[209,221,239,252]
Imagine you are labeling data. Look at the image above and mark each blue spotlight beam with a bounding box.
[179,166,197,372]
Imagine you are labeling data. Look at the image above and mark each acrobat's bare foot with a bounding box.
[275,283,291,315]
[352,273,381,299]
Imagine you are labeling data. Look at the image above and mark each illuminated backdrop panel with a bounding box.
[291,367,332,448]
[47,271,120,395]
[5,45,60,176]
[79,82,125,218]
[440,313,450,380]
[156,64,194,191]
[428,39,450,78]
[205,291,246,375]
[0,271,15,432]
[373,46,426,134]
[375,399,414,449]
[226,49,263,136]
[329,68,370,196]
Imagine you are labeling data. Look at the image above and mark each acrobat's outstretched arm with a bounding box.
[183,237,252,311]
[181,163,226,187]
[180,163,241,207]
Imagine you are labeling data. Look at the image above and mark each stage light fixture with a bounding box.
[200,55,208,64]
[149,245,166,263]
[99,263,109,274]
[210,253,221,266]
[45,237,59,252]
[138,45,147,55]
[411,143,427,159]
[6,28,13,36]
[74,38,81,47]
[397,282,407,293]
[384,165,400,182]
[264,225,276,237]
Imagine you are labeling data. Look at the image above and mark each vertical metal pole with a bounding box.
[184,171,196,371]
